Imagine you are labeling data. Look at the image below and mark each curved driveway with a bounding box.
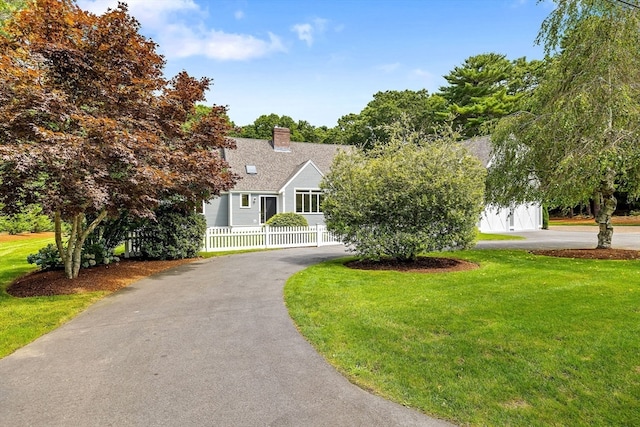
[0,246,450,427]
[1,227,638,426]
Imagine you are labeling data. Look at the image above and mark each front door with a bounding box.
[260,196,277,224]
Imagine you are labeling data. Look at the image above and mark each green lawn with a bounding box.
[476,231,525,241]
[0,236,105,358]
[285,250,640,426]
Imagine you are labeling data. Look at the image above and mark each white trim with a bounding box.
[239,193,251,209]
[228,191,233,226]
[279,160,324,194]
[295,188,324,214]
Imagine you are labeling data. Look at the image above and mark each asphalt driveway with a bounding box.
[0,246,450,427]
[1,227,637,426]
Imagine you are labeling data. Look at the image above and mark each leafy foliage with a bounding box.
[0,204,52,234]
[83,212,136,254]
[332,90,448,148]
[488,0,640,248]
[136,205,207,261]
[234,113,335,143]
[0,0,236,277]
[0,0,26,32]
[28,238,121,271]
[265,212,309,227]
[321,123,485,261]
[80,241,120,268]
[26,243,62,270]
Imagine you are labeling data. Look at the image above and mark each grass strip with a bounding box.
[476,232,525,241]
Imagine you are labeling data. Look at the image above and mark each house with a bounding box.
[465,136,543,232]
[203,129,542,232]
[203,127,348,227]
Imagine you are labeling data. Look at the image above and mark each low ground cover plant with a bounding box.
[285,250,640,426]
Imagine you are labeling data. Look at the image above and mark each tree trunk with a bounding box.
[592,194,601,219]
[55,210,108,279]
[595,176,616,249]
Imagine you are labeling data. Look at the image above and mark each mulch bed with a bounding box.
[531,248,640,260]
[7,258,196,298]
[345,256,479,273]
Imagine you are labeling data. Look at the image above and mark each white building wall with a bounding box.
[479,203,542,233]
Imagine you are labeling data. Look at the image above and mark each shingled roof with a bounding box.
[223,137,349,192]
[462,135,492,167]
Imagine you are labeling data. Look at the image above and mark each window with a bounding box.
[240,193,251,208]
[295,189,323,214]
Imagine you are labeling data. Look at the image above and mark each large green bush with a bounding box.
[265,212,308,227]
[137,205,206,260]
[321,127,486,262]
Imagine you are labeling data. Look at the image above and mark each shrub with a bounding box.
[266,212,308,227]
[83,211,136,255]
[0,214,30,235]
[137,204,206,260]
[27,244,63,270]
[81,241,120,268]
[321,126,485,262]
[0,205,53,234]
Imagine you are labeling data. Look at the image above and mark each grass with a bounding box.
[476,231,525,241]
[0,236,105,358]
[285,250,640,426]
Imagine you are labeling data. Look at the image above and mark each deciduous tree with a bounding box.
[487,0,640,248]
[0,0,236,278]
[332,90,447,148]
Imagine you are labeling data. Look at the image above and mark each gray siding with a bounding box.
[230,192,277,226]
[282,163,326,226]
[204,195,229,227]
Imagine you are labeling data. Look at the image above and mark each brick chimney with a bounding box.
[272,127,291,152]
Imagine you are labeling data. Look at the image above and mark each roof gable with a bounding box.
[278,160,324,193]
[224,137,349,192]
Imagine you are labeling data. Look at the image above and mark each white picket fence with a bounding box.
[202,225,341,252]
[125,225,342,257]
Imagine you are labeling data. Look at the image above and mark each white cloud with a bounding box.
[234,10,245,20]
[291,18,328,47]
[164,26,285,61]
[292,23,314,46]
[376,63,401,73]
[77,0,285,61]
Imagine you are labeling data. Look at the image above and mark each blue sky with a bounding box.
[77,0,555,127]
